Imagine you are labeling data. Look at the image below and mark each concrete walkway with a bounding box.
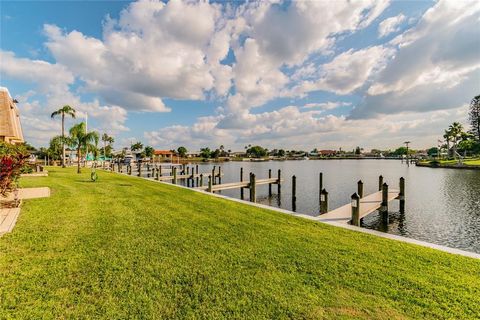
[0,187,50,236]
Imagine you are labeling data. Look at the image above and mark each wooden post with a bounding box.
[173,167,177,185]
[128,165,132,175]
[268,169,272,197]
[137,164,141,177]
[357,180,364,198]
[320,189,328,214]
[208,175,213,192]
[399,177,405,212]
[182,163,186,174]
[249,173,256,203]
[156,168,160,180]
[195,165,199,186]
[277,169,282,194]
[378,175,383,191]
[240,167,244,200]
[200,174,204,187]
[292,175,297,211]
[187,166,190,175]
[351,193,360,226]
[218,166,222,184]
[319,172,323,201]
[211,168,215,185]
[159,165,162,176]
[380,182,389,222]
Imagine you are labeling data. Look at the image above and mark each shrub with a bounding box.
[0,142,30,197]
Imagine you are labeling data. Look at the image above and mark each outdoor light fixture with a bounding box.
[351,198,357,207]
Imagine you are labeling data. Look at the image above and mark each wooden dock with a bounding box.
[157,173,222,181]
[318,189,399,224]
[195,178,280,192]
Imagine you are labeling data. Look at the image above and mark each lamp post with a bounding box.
[404,141,411,166]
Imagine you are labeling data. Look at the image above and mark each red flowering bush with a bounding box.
[0,142,30,197]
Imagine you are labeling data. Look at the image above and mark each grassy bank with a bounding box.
[417,158,480,169]
[1,168,479,319]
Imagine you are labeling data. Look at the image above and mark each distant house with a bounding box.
[229,151,246,158]
[319,150,337,156]
[186,151,201,158]
[153,150,175,162]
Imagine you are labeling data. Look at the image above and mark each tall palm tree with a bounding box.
[69,122,98,173]
[443,130,451,158]
[101,133,115,158]
[449,122,464,158]
[51,105,76,167]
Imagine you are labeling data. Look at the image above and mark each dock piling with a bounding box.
[277,169,282,194]
[211,168,215,185]
[173,167,177,185]
[218,166,222,184]
[320,189,328,214]
[319,172,323,201]
[380,182,389,222]
[357,180,364,198]
[208,175,213,192]
[378,175,383,191]
[292,175,297,211]
[196,165,199,186]
[399,177,405,212]
[351,193,360,226]
[240,168,244,200]
[268,169,272,197]
[200,174,204,187]
[249,173,256,203]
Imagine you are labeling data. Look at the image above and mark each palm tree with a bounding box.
[443,130,451,158]
[101,133,115,159]
[69,122,99,173]
[51,105,76,167]
[449,122,464,158]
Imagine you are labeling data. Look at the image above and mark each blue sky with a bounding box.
[1,0,478,151]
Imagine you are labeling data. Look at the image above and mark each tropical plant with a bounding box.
[144,146,154,158]
[48,135,64,161]
[448,122,464,158]
[131,142,143,152]
[177,146,187,157]
[101,133,115,158]
[0,142,30,197]
[469,94,480,141]
[246,146,268,158]
[200,147,211,159]
[443,130,451,157]
[69,122,99,173]
[51,105,76,167]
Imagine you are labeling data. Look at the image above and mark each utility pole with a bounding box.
[404,141,411,166]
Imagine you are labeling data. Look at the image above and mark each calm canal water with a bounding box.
[154,160,480,253]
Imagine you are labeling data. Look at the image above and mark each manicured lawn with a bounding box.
[419,158,480,167]
[465,159,480,166]
[1,168,479,319]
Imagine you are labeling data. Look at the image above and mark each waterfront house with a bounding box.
[319,150,337,157]
[153,150,175,162]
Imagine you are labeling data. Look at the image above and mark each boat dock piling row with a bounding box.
[109,162,405,227]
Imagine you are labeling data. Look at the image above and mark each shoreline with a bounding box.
[416,162,480,170]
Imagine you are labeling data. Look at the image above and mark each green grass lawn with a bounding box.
[1,168,479,319]
[419,158,480,167]
[464,159,480,166]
